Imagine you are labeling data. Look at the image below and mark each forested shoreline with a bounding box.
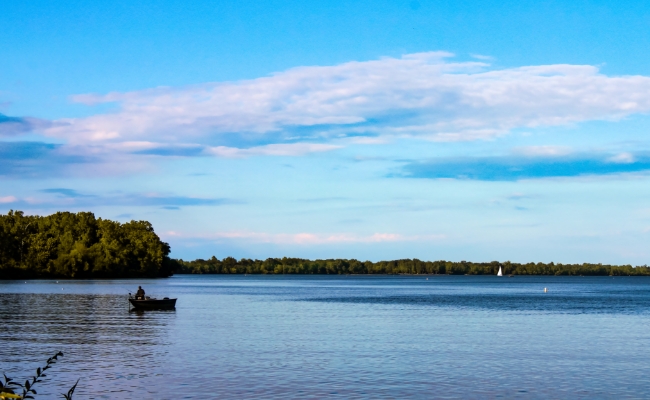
[0,210,176,279]
[175,257,650,276]
[2,210,649,279]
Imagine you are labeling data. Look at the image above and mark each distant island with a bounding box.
[1,211,648,279]
[0,210,176,279]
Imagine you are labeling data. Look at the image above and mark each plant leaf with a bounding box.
[68,378,80,397]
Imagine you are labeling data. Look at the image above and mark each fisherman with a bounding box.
[135,286,145,300]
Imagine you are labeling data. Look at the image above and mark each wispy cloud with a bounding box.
[117,194,238,207]
[0,114,50,137]
[205,143,342,158]
[41,188,95,198]
[607,152,636,164]
[514,145,573,157]
[0,141,158,179]
[165,231,445,245]
[128,142,342,158]
[0,196,18,203]
[38,52,650,147]
[9,190,241,209]
[6,52,650,178]
[0,141,60,161]
[0,141,93,178]
[470,54,494,61]
[400,151,650,181]
[75,193,234,207]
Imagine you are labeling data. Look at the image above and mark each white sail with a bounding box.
[497,266,503,276]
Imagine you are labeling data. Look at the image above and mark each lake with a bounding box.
[1,275,650,399]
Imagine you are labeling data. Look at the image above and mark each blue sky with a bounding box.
[2,0,650,264]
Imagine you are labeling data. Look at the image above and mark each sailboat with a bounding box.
[497,266,503,276]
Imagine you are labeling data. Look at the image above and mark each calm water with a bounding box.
[2,275,650,399]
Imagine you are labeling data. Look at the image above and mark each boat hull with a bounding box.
[129,298,177,310]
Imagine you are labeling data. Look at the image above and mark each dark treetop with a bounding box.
[0,210,176,279]
[175,257,650,276]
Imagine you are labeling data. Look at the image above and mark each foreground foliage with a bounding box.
[0,210,176,279]
[0,351,78,400]
[175,257,650,276]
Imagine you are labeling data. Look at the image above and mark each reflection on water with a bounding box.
[0,293,175,399]
[1,275,650,399]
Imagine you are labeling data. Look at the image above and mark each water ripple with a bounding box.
[1,276,650,398]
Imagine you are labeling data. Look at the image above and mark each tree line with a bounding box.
[2,210,649,279]
[0,210,176,279]
[174,256,650,276]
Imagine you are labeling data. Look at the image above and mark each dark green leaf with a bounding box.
[67,378,80,397]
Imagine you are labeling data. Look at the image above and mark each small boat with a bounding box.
[497,266,503,276]
[129,296,177,310]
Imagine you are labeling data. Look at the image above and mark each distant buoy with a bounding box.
[544,287,548,293]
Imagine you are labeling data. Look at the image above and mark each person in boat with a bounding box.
[135,286,145,300]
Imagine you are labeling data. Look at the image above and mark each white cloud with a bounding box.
[470,54,494,61]
[39,52,650,148]
[345,136,390,145]
[607,152,636,164]
[514,145,573,157]
[164,230,445,245]
[0,196,18,203]
[204,143,342,158]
